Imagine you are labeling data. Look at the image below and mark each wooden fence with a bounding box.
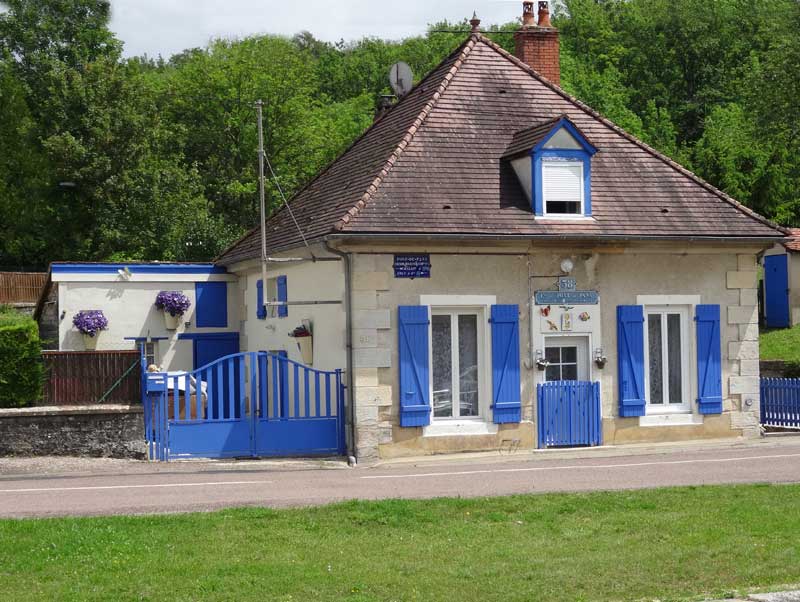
[41,350,142,405]
[0,272,46,304]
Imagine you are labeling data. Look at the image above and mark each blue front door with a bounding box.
[765,254,790,328]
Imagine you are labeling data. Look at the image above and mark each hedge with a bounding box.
[0,306,43,408]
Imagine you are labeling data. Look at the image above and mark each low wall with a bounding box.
[0,405,145,459]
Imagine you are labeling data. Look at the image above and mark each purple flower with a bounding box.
[155,291,191,317]
[73,310,108,337]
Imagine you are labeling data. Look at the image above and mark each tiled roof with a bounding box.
[784,229,800,252]
[216,34,784,265]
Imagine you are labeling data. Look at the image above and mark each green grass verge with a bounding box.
[1,484,799,601]
[760,325,800,363]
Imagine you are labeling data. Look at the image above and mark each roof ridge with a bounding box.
[334,35,479,231]
[474,34,788,236]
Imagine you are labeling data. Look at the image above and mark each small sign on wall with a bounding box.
[393,254,431,279]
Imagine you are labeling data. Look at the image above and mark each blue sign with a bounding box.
[535,290,599,305]
[558,277,577,292]
[393,254,431,279]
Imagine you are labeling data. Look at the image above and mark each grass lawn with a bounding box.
[1,485,800,602]
[760,325,800,363]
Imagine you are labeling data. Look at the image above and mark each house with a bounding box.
[34,263,241,369]
[762,229,800,328]
[42,2,786,461]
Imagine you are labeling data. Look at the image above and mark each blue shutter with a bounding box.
[256,280,266,320]
[277,275,288,318]
[491,304,521,423]
[617,305,646,417]
[398,306,431,427]
[696,304,723,414]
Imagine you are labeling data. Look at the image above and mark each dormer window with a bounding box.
[504,115,597,218]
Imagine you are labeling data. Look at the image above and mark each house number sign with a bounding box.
[393,254,431,279]
[535,277,599,305]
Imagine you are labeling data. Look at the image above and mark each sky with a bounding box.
[109,0,524,58]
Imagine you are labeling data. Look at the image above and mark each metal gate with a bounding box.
[537,381,602,448]
[761,378,800,429]
[143,352,346,461]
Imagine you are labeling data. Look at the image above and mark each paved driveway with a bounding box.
[1,438,799,518]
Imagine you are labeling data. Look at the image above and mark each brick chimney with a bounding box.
[514,1,560,85]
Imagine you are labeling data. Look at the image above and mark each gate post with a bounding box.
[335,369,346,455]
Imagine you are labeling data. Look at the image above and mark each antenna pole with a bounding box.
[256,99,268,315]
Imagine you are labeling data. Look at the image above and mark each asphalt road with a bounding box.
[1,439,800,518]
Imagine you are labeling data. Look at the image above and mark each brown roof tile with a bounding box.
[216,34,784,265]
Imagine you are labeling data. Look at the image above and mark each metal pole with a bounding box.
[256,100,268,315]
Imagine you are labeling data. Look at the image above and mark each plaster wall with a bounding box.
[230,246,347,373]
[342,243,763,459]
[57,275,239,372]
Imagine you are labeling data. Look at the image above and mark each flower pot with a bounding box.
[295,336,313,365]
[83,333,98,350]
[164,312,182,330]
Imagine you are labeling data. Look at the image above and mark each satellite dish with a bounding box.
[389,62,413,97]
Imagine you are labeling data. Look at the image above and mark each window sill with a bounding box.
[639,414,703,427]
[535,215,596,222]
[423,420,498,437]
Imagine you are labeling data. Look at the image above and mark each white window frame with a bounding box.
[642,305,692,414]
[420,295,496,436]
[542,334,592,382]
[542,159,584,217]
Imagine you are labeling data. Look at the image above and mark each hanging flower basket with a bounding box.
[73,310,108,350]
[155,291,191,330]
[289,324,313,365]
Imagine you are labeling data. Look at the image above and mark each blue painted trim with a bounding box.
[52,263,226,275]
[124,336,168,342]
[195,281,228,328]
[178,332,240,341]
[530,118,596,217]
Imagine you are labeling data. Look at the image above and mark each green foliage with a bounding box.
[1,485,800,600]
[760,325,800,364]
[0,0,799,270]
[0,306,42,407]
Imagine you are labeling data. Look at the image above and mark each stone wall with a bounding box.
[0,405,145,459]
[725,254,762,436]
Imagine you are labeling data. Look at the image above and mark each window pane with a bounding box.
[544,347,560,363]
[648,315,664,404]
[561,364,578,381]
[667,314,683,404]
[458,315,479,417]
[432,315,453,418]
[545,365,561,382]
[561,346,577,363]
[545,201,581,215]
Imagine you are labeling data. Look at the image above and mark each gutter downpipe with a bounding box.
[324,238,356,463]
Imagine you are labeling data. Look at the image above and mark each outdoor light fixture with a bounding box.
[535,349,550,371]
[594,347,607,369]
[560,258,574,274]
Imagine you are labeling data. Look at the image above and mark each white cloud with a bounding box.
[109,0,522,58]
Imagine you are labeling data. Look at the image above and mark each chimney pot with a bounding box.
[537,1,552,28]
[521,1,536,27]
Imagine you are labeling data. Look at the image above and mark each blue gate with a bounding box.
[143,352,346,461]
[537,381,602,448]
[761,378,800,429]
[764,254,790,328]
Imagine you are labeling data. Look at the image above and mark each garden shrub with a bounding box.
[0,306,43,407]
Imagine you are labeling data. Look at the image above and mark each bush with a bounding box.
[0,306,43,408]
